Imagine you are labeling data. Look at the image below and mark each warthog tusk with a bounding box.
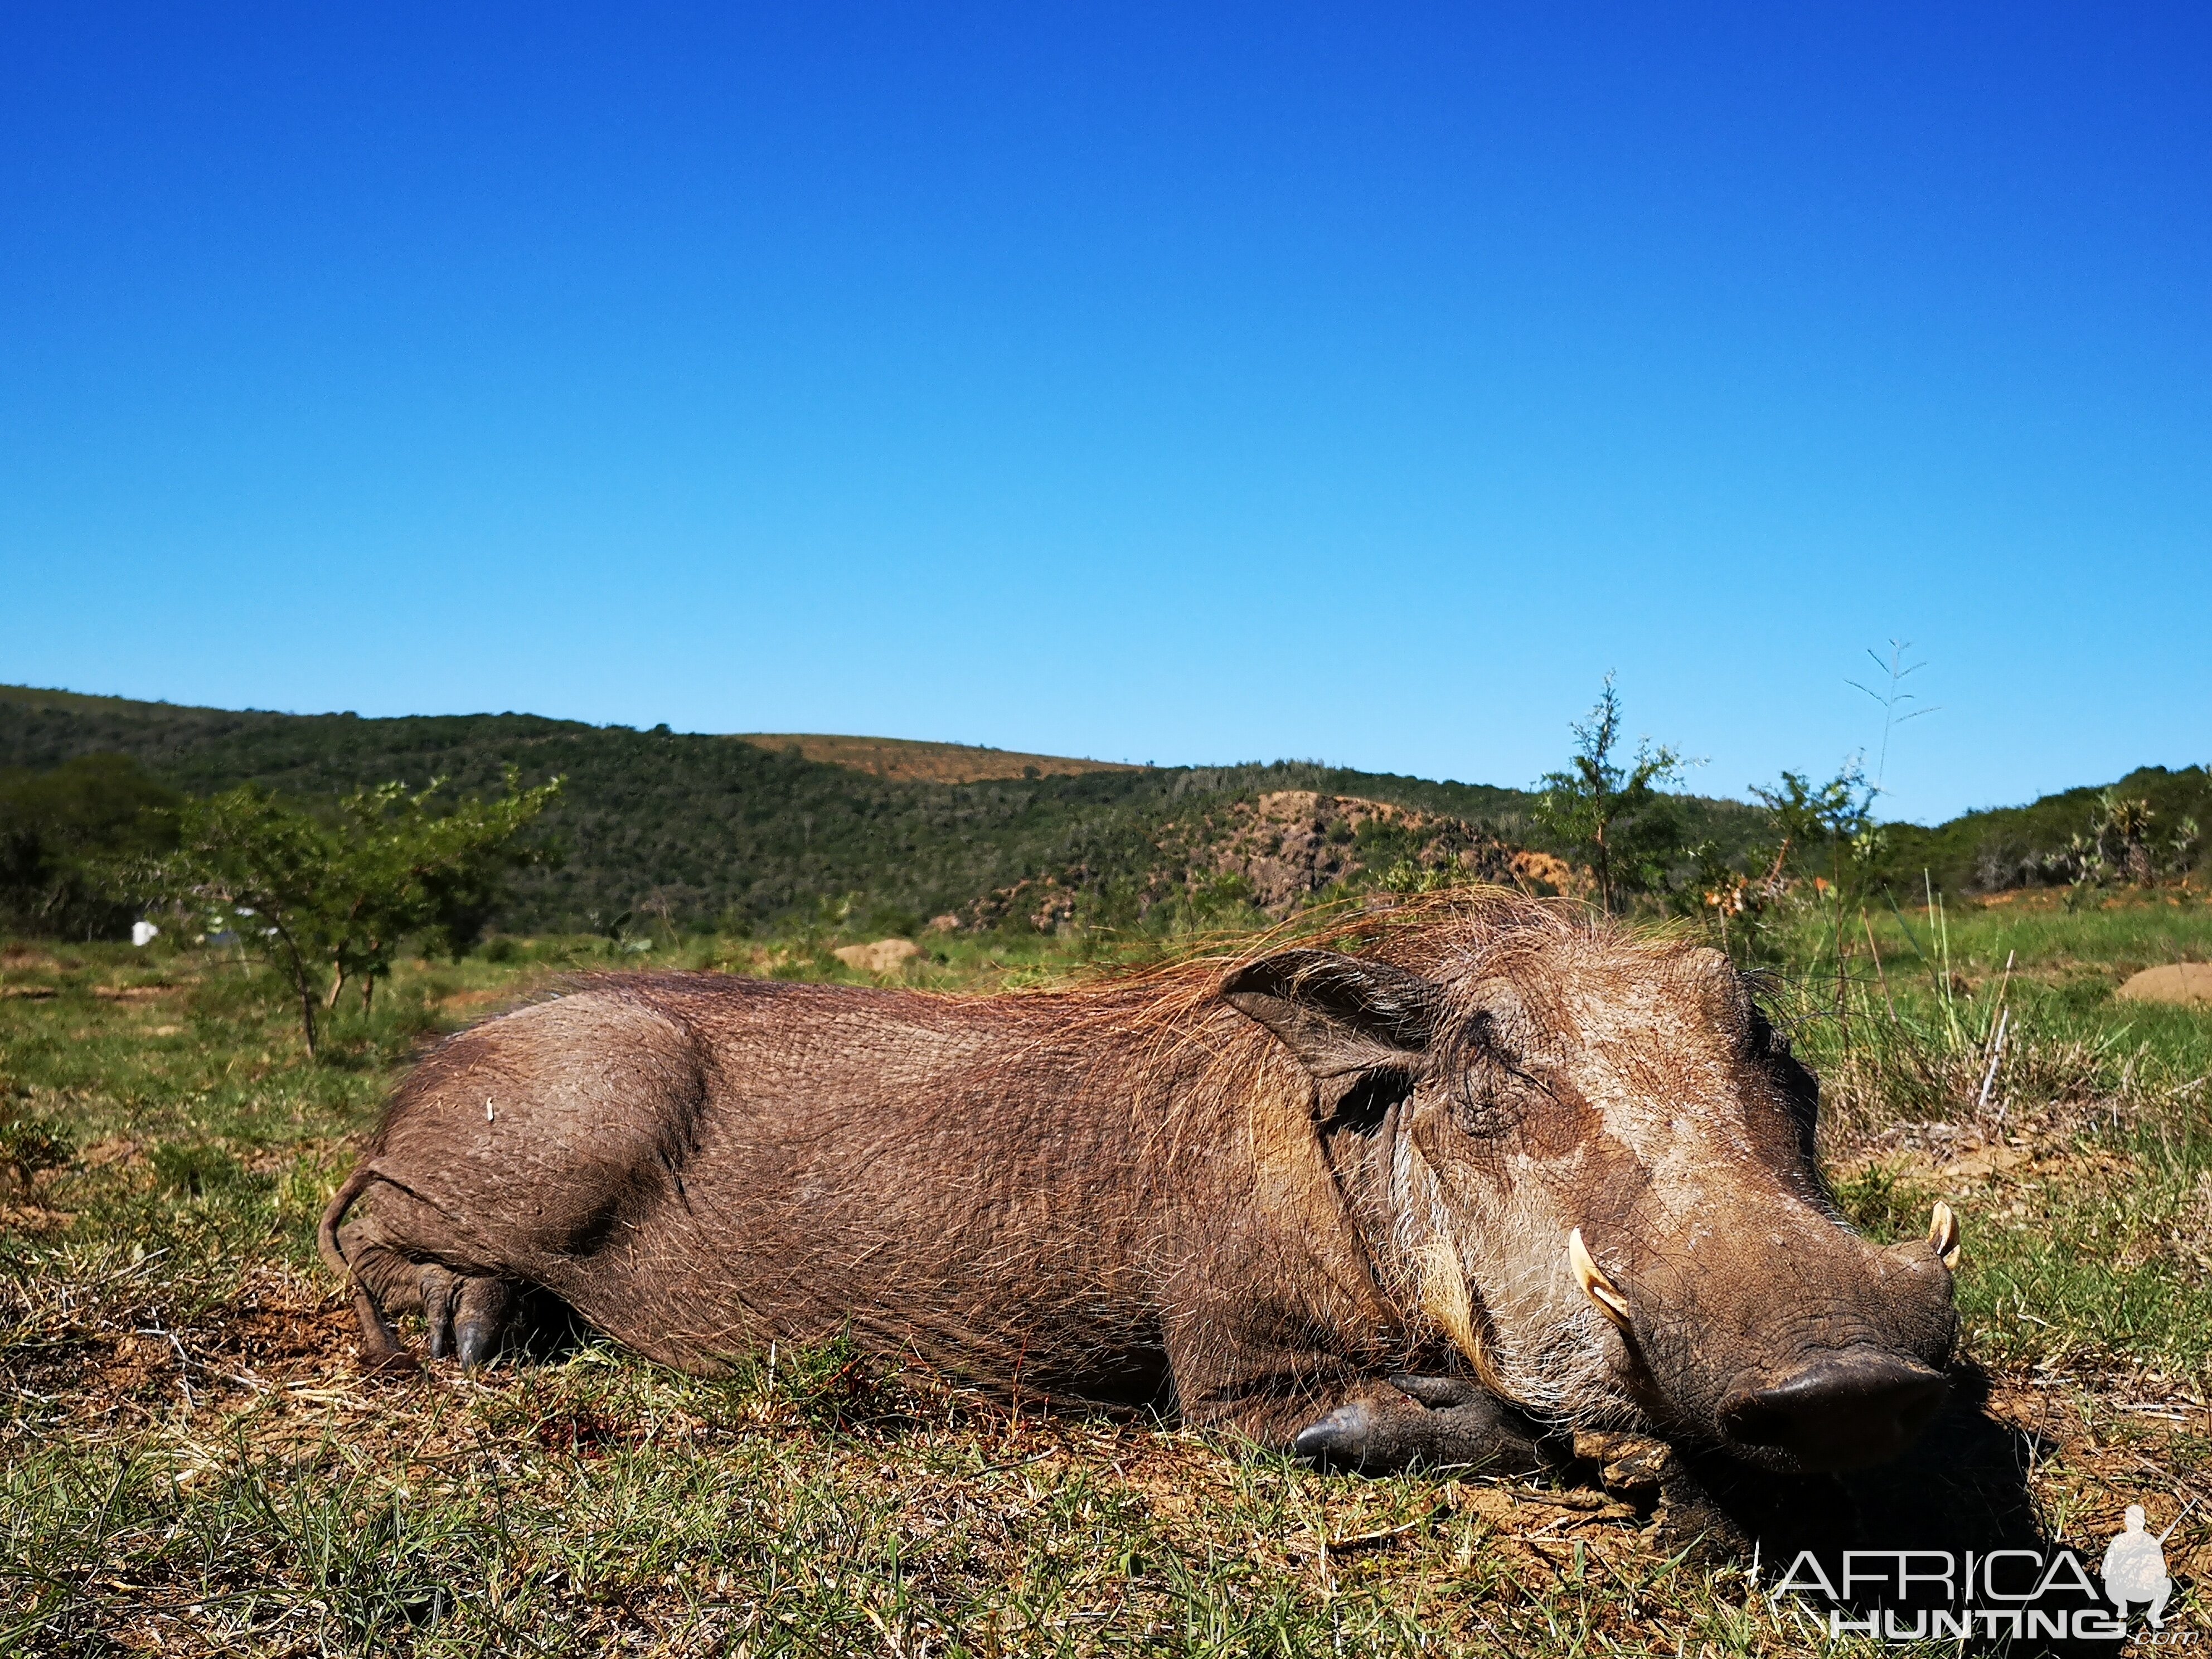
[1927,1201,1962,1270]
[1568,1228,1632,1328]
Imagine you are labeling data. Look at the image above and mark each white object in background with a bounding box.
[131,921,161,947]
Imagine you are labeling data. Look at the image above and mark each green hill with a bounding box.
[43,682,2186,936]
[1877,763,2209,896]
[0,685,1611,934]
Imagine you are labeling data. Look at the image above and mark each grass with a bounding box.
[3,896,2210,1655]
[1746,890,2212,1383]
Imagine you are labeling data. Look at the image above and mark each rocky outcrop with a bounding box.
[957,792,1573,932]
[1166,790,1519,913]
[965,872,1088,934]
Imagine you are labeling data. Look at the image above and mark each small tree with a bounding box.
[2171,814,2201,880]
[129,772,560,1055]
[1749,764,1875,899]
[2099,790,2157,886]
[136,787,342,1054]
[1747,761,1881,1013]
[2053,790,2183,893]
[323,770,564,1010]
[1534,676,1685,915]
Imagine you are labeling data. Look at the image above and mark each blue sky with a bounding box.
[3,4,2205,823]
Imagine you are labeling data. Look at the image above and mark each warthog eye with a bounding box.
[1452,1051,1526,1137]
[1452,1080,1519,1137]
[1449,1012,1529,1137]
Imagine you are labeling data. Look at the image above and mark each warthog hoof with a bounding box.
[1293,1375,1544,1476]
[453,1276,517,1370]
[416,1265,517,1369]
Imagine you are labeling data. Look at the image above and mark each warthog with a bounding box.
[322,893,1959,1474]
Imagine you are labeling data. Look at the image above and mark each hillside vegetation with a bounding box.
[1883,763,2210,896]
[3,685,2201,941]
[0,686,1764,937]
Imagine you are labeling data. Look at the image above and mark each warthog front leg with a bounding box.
[380,1263,515,1370]
[1292,1375,1545,1476]
[329,1175,526,1372]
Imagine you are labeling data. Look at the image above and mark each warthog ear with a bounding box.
[1220,949,1443,1079]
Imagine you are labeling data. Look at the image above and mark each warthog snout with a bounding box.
[1556,1194,1961,1471]
[1718,1354,1949,1471]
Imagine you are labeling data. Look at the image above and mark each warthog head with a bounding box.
[1225,913,1958,1472]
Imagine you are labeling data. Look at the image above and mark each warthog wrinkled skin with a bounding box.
[323,893,1958,1474]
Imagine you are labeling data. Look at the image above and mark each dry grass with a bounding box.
[731,735,1143,784]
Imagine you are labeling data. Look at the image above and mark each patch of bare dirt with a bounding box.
[1868,1124,2135,1198]
[204,1296,362,1376]
[2118,962,2212,1006]
[20,1265,363,1434]
[735,733,1143,784]
[1983,1375,2211,1585]
[535,1408,653,1457]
